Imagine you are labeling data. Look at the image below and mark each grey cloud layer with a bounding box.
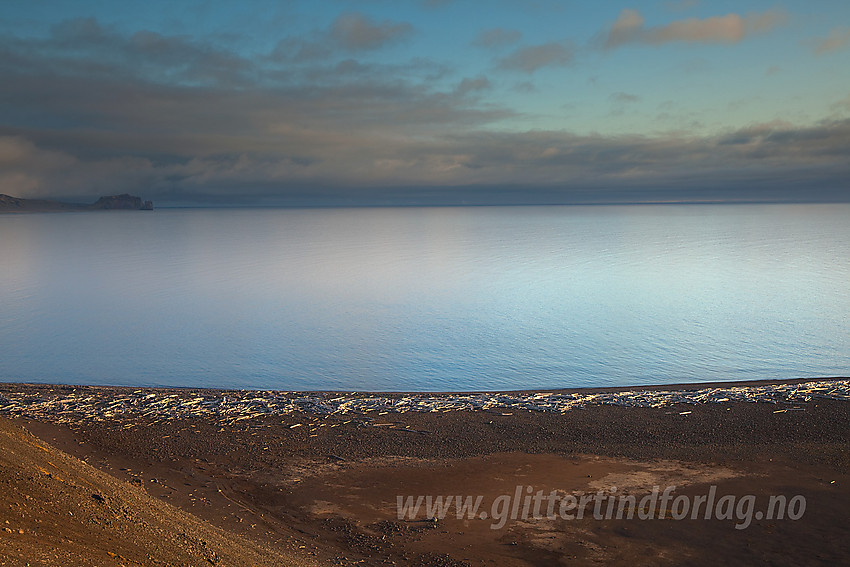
[1,16,847,204]
[3,92,848,202]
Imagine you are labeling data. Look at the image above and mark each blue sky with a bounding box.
[1,0,848,204]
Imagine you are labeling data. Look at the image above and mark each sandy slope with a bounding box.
[0,419,315,566]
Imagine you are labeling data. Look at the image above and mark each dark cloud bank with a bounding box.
[0,17,847,206]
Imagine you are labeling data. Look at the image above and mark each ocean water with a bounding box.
[0,204,848,392]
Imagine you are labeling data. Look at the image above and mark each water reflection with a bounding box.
[0,204,847,391]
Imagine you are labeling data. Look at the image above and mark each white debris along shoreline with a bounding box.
[0,379,848,425]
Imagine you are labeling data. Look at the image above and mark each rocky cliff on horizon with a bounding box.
[88,194,154,210]
[0,193,153,213]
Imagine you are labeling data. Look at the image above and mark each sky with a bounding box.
[0,0,849,205]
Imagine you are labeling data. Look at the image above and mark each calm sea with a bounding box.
[1,204,848,392]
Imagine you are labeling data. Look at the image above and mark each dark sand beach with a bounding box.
[1,379,849,566]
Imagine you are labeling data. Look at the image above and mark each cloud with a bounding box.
[455,76,491,96]
[610,92,640,103]
[473,28,522,48]
[0,136,73,196]
[832,95,850,114]
[270,37,333,63]
[0,16,515,200]
[2,15,430,93]
[498,42,574,73]
[4,109,849,204]
[0,135,156,199]
[2,17,256,87]
[604,9,785,48]
[746,11,786,34]
[329,13,413,51]
[270,13,414,62]
[812,27,850,55]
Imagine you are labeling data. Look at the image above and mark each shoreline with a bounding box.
[5,374,848,394]
[2,378,848,425]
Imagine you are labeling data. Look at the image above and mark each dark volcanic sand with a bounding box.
[2,382,849,566]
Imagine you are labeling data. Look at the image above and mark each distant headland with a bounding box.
[0,193,153,213]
